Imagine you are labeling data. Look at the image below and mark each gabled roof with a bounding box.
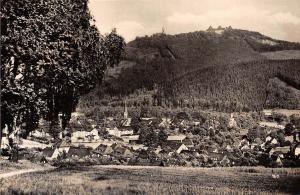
[273,146,290,154]
[95,144,108,152]
[167,134,186,141]
[67,147,91,158]
[159,118,172,126]
[94,144,113,155]
[59,140,72,148]
[111,143,125,150]
[43,147,55,157]
[164,142,187,151]
[121,118,132,127]
[122,135,139,141]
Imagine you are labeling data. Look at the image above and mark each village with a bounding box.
[1,104,300,168]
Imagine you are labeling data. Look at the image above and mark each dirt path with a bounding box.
[0,167,53,179]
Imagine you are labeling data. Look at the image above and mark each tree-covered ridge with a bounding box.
[1,0,125,146]
[160,59,300,112]
[79,28,300,115]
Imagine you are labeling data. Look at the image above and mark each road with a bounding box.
[0,167,53,179]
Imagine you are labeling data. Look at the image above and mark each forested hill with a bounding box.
[79,28,300,113]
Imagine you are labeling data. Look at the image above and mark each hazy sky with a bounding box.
[89,0,300,42]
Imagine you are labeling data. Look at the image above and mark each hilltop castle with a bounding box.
[207,25,232,34]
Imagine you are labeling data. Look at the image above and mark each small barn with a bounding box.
[94,144,113,155]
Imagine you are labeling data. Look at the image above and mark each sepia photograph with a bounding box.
[1,0,300,194]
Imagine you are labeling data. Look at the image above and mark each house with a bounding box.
[131,144,148,151]
[228,113,237,129]
[29,130,51,139]
[275,156,283,167]
[167,134,186,143]
[71,112,85,118]
[107,127,121,137]
[154,146,163,155]
[271,138,278,145]
[263,109,273,117]
[121,135,139,143]
[239,129,248,137]
[111,143,124,149]
[71,131,90,142]
[159,118,172,128]
[208,152,224,162]
[106,126,133,138]
[111,143,134,157]
[208,144,219,153]
[140,117,160,126]
[294,144,300,156]
[119,129,134,136]
[166,143,189,154]
[1,135,9,149]
[266,136,272,142]
[269,146,290,158]
[90,129,100,140]
[182,138,194,148]
[251,138,263,150]
[67,147,91,158]
[293,130,300,142]
[51,141,71,159]
[114,147,133,158]
[192,121,201,126]
[120,118,132,128]
[259,122,284,129]
[42,147,55,160]
[285,135,294,143]
[19,139,48,149]
[241,145,250,152]
[220,155,231,166]
[94,144,113,155]
[273,146,290,157]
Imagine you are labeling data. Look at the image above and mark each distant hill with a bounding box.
[79,28,300,114]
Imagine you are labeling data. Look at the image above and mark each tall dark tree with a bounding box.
[1,0,125,152]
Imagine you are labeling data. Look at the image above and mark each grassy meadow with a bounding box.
[0,159,51,174]
[0,165,299,194]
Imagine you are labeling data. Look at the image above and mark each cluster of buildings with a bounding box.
[2,104,300,167]
[237,110,300,166]
[34,105,190,161]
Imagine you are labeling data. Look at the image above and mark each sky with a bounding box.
[89,0,300,42]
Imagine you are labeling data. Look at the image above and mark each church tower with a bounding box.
[124,100,128,119]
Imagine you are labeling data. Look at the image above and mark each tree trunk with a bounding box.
[0,127,2,157]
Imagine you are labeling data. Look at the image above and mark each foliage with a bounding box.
[1,0,125,144]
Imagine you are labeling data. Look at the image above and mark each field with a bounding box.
[0,159,51,174]
[0,165,299,195]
